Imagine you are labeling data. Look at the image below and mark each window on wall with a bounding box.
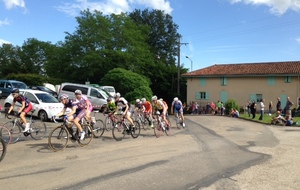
[267,76,276,86]
[199,78,206,86]
[256,94,263,102]
[220,77,227,86]
[284,76,292,83]
[196,92,209,100]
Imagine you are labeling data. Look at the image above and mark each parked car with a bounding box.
[0,90,2,99]
[58,82,109,111]
[4,89,69,121]
[31,86,58,98]
[0,80,28,97]
[99,86,115,97]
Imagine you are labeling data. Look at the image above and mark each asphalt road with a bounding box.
[0,102,278,190]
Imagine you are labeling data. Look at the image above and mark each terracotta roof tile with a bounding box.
[182,61,300,77]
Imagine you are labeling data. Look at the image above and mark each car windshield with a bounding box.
[35,93,59,103]
[103,88,114,92]
[12,82,27,89]
[99,89,112,97]
[38,86,52,92]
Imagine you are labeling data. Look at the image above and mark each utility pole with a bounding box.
[177,37,188,96]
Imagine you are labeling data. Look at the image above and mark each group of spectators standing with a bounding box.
[185,101,226,115]
[246,96,295,125]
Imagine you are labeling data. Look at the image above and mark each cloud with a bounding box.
[229,0,300,15]
[2,0,25,10]
[296,38,300,44]
[0,39,11,45]
[56,0,172,17]
[0,18,10,26]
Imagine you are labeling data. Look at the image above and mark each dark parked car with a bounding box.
[31,86,58,98]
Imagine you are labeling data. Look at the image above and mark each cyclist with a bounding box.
[152,95,170,129]
[7,88,33,132]
[159,98,169,116]
[171,97,186,127]
[135,99,143,112]
[114,92,135,129]
[103,97,118,123]
[74,89,93,123]
[54,94,86,140]
[141,98,154,128]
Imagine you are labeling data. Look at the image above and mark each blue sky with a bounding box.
[1,0,300,71]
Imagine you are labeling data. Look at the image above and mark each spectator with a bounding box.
[217,100,222,115]
[284,113,293,126]
[259,99,265,120]
[221,102,225,115]
[268,101,273,116]
[247,100,251,117]
[194,102,199,114]
[250,100,256,119]
[206,102,211,114]
[210,102,216,115]
[285,97,294,116]
[230,108,239,118]
[271,111,285,125]
[276,97,282,112]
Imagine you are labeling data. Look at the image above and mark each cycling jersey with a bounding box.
[172,100,182,110]
[136,102,143,109]
[77,95,93,111]
[13,95,30,107]
[153,100,165,111]
[143,101,152,112]
[115,97,129,112]
[107,101,116,112]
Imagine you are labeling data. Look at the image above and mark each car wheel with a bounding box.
[38,110,48,121]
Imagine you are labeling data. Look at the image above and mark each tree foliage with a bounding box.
[101,68,152,103]
[0,9,188,103]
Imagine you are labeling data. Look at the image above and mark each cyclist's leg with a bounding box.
[73,111,84,132]
[125,111,135,126]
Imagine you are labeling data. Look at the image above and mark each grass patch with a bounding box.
[239,113,300,126]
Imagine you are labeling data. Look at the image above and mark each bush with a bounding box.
[224,99,239,115]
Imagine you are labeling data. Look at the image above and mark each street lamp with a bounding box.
[186,56,193,72]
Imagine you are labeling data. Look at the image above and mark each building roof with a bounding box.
[182,61,300,77]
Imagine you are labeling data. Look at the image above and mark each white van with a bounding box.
[58,83,109,111]
[99,86,116,97]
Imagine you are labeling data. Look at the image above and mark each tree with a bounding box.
[101,68,152,103]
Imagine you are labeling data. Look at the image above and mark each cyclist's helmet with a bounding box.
[114,92,121,98]
[11,88,19,93]
[59,94,69,100]
[107,97,112,102]
[75,89,82,95]
[159,98,163,101]
[141,98,146,103]
[174,97,179,102]
[152,95,158,101]
[136,99,140,103]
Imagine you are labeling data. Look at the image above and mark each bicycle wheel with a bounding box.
[3,121,21,144]
[112,122,125,141]
[0,137,7,162]
[154,122,163,138]
[131,121,140,138]
[165,124,172,136]
[0,126,12,144]
[30,120,47,140]
[78,125,93,146]
[104,116,113,132]
[92,119,105,138]
[48,126,69,152]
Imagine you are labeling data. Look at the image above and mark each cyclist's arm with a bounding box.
[8,101,15,114]
[55,108,67,117]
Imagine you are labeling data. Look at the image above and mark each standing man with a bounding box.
[276,97,282,113]
[285,97,294,116]
[259,99,265,120]
[250,100,256,119]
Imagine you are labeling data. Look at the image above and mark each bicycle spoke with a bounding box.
[30,120,47,140]
[3,121,21,144]
[92,119,105,138]
[48,126,69,152]
[112,122,125,141]
[78,125,93,146]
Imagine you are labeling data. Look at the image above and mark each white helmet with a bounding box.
[136,99,140,103]
[114,92,121,98]
[75,89,82,95]
[152,95,158,101]
[174,97,179,101]
[59,94,69,100]
[141,98,146,103]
